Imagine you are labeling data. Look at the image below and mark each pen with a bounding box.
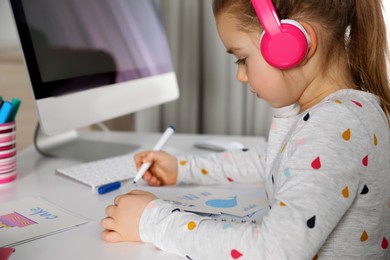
[97,181,121,194]
[133,125,175,184]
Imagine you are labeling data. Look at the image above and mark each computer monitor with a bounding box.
[10,0,179,161]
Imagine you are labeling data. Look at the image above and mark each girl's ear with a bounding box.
[300,22,318,65]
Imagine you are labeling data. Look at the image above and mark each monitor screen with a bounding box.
[10,0,179,136]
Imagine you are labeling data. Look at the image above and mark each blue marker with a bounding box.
[0,102,13,124]
[97,181,121,194]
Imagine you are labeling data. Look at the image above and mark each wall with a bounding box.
[0,0,19,49]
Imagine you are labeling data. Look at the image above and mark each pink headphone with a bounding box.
[251,0,310,69]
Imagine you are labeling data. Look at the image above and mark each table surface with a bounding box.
[0,131,267,260]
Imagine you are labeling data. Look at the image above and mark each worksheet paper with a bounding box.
[0,197,89,247]
[162,187,268,217]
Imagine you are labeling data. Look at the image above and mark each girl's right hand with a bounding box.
[134,150,178,186]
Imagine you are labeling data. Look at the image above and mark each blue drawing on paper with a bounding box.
[205,196,237,208]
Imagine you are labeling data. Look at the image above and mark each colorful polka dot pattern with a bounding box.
[360,230,368,242]
[174,98,389,258]
[231,249,243,259]
[307,216,316,229]
[275,99,387,253]
[187,221,196,231]
[342,187,349,198]
[311,157,321,170]
[383,237,389,249]
[299,99,388,250]
[342,128,351,141]
[227,177,234,182]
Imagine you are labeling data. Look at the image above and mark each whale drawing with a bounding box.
[205,196,238,208]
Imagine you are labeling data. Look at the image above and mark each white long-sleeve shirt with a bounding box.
[139,89,390,259]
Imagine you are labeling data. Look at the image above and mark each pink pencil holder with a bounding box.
[0,121,17,186]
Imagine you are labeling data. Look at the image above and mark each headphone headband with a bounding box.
[250,0,281,35]
[250,0,309,69]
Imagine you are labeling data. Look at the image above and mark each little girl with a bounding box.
[101,0,390,258]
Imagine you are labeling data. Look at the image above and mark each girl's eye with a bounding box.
[235,58,247,65]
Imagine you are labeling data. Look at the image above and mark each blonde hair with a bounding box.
[213,0,390,121]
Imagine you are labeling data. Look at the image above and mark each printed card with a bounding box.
[0,197,89,247]
[162,188,268,217]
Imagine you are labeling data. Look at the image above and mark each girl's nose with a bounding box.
[236,65,248,83]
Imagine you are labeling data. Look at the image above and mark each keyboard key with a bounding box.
[56,153,137,189]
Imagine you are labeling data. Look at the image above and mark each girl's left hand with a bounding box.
[101,190,157,242]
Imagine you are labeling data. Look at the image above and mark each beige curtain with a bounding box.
[134,0,272,137]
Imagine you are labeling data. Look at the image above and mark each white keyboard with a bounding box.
[56,153,137,189]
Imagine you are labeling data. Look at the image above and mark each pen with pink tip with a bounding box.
[133,125,175,184]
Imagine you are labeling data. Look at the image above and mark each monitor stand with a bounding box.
[34,124,139,162]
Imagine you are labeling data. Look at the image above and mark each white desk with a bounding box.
[1,131,267,260]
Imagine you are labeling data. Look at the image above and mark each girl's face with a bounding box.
[215,12,308,108]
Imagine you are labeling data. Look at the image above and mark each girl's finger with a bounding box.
[105,205,116,217]
[101,230,123,243]
[101,217,115,230]
[143,171,152,181]
[114,195,125,206]
[128,189,149,195]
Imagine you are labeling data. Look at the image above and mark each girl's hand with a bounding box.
[101,190,157,242]
[134,150,178,186]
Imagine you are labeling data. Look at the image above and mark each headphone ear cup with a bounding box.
[260,19,309,69]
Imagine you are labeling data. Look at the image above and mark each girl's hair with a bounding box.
[213,0,390,121]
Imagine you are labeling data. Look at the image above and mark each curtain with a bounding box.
[133,0,272,138]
